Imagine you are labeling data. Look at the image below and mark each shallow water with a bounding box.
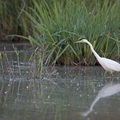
[0,43,120,120]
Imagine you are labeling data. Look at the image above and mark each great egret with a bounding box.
[74,39,120,76]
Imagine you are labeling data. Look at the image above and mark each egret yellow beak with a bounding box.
[74,40,82,43]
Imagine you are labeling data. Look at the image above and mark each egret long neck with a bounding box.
[87,42,100,59]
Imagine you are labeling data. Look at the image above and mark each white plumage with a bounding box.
[74,39,120,76]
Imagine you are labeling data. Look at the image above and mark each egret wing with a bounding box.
[100,58,120,72]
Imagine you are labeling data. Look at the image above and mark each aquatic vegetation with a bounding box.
[1,0,120,65]
[23,0,120,65]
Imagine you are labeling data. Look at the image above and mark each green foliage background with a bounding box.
[0,0,120,65]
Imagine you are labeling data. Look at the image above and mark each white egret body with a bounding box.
[74,39,120,75]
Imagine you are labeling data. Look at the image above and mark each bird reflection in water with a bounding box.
[81,82,120,116]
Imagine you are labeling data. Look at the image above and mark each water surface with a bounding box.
[0,42,120,120]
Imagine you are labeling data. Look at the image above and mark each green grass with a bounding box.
[22,0,120,65]
[1,0,120,65]
[0,1,23,38]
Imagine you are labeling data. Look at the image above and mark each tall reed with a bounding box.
[1,0,120,65]
[23,0,120,65]
[0,0,54,40]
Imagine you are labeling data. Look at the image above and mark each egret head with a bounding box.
[74,39,88,43]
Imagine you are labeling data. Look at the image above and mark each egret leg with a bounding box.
[110,72,114,83]
[109,71,113,77]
